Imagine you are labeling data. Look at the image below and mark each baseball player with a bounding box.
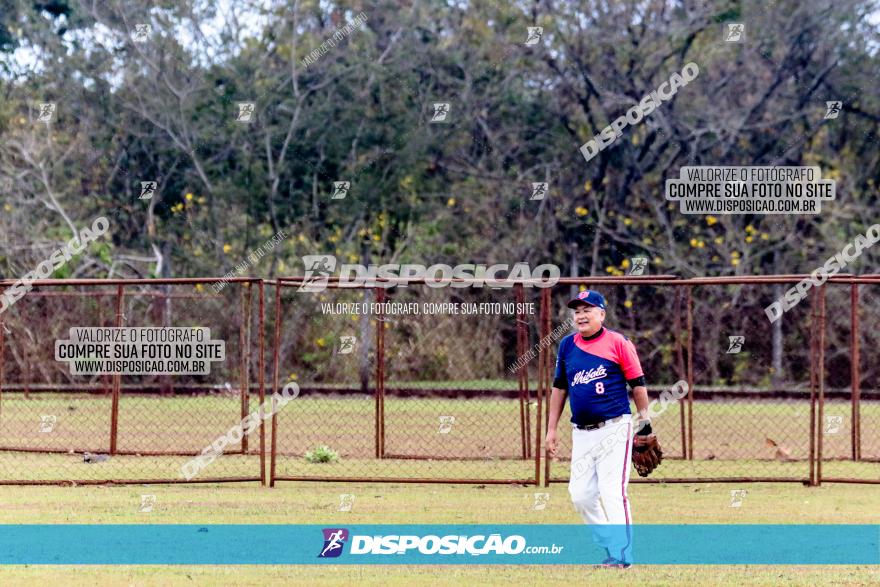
[545,290,654,568]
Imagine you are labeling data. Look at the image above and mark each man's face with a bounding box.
[573,303,605,335]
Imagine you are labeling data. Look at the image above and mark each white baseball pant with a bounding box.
[568,416,633,562]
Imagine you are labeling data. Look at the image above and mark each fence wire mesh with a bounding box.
[545,283,686,484]
[270,283,379,482]
[0,280,264,484]
[680,283,812,482]
[271,281,541,483]
[820,282,880,482]
[1,277,877,486]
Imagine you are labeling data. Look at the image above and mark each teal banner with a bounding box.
[0,525,877,565]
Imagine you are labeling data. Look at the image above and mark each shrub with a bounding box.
[304,445,340,464]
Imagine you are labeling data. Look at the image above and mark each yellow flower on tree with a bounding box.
[185,193,193,201]
[745,224,756,234]
[447,198,456,207]
[222,244,232,254]
[316,338,326,347]
[714,237,723,244]
[584,181,592,192]
[623,217,632,226]
[745,236,754,243]
[575,206,588,217]
[620,259,631,269]
[690,238,699,247]
[706,216,718,226]
[760,233,769,240]
[623,300,633,308]
[731,258,740,266]
[194,283,204,292]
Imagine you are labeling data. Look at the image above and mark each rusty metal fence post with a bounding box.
[375,287,386,459]
[808,288,818,486]
[673,287,687,460]
[686,285,694,461]
[258,279,267,486]
[816,285,826,485]
[540,286,550,487]
[0,301,4,423]
[239,284,250,454]
[850,283,861,461]
[269,281,283,487]
[514,283,530,460]
[109,283,124,455]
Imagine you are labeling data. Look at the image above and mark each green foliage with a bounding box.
[1,0,879,386]
[304,445,339,464]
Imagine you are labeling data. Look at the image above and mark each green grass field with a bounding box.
[0,393,878,585]
[0,393,877,483]
[0,481,878,585]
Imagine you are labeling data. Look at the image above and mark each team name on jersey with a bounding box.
[571,365,607,387]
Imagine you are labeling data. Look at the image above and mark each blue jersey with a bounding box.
[553,328,644,426]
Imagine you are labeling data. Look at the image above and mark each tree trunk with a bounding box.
[771,282,784,388]
[359,244,372,393]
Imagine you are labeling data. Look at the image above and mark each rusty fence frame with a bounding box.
[541,275,880,487]
[817,276,880,484]
[0,274,878,486]
[0,277,266,486]
[267,277,541,485]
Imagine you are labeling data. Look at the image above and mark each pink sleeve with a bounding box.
[618,337,644,380]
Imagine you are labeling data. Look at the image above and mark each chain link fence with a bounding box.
[0,278,265,484]
[269,279,541,484]
[544,277,879,486]
[544,280,688,484]
[1,276,877,486]
[819,281,880,483]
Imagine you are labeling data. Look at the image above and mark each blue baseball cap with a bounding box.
[567,289,606,310]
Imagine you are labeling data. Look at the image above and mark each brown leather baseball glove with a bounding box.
[632,429,663,477]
